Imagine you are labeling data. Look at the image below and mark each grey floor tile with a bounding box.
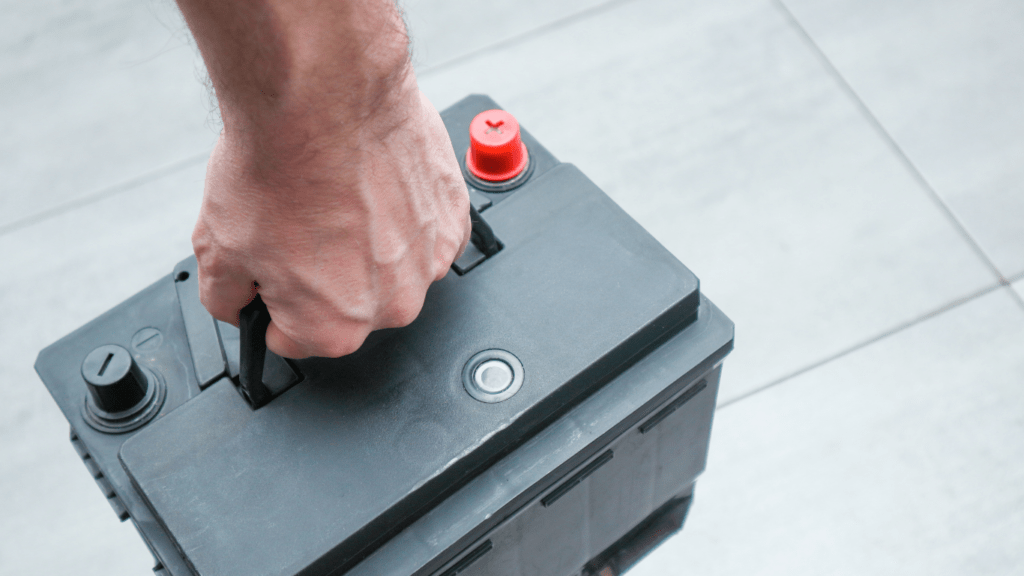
[1,0,217,231]
[0,162,204,576]
[780,0,1024,278]
[630,288,1024,576]
[418,0,997,401]
[1014,278,1024,303]
[403,0,612,71]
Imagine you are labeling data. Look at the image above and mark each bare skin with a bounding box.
[175,0,471,358]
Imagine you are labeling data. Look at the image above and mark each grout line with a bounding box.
[1003,271,1024,311]
[1004,282,1024,309]
[416,0,637,77]
[718,281,1005,409]
[772,0,1013,294]
[0,151,210,238]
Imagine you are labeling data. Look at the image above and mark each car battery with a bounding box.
[35,95,734,576]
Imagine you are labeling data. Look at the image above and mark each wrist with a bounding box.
[186,0,415,170]
[215,71,422,197]
[219,42,414,140]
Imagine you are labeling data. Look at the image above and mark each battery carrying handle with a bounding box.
[238,294,273,409]
[470,205,501,257]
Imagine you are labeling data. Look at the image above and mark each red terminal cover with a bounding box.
[465,109,529,182]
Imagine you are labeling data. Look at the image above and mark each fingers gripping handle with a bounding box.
[236,208,497,410]
[238,294,273,409]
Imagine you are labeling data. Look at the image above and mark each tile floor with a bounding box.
[1,0,1021,574]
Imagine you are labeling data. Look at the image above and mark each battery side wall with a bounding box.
[429,366,721,576]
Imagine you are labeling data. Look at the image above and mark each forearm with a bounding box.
[175,0,414,178]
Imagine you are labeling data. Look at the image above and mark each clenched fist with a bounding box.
[178,0,471,358]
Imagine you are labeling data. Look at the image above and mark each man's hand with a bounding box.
[178,0,471,358]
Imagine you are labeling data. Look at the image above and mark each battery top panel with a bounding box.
[119,163,700,576]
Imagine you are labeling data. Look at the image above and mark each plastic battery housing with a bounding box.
[34,95,734,576]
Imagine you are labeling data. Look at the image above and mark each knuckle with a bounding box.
[196,267,254,325]
[191,223,216,259]
[434,256,453,281]
[299,320,372,359]
[386,292,424,328]
[320,334,365,359]
[194,247,227,279]
[197,282,232,323]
